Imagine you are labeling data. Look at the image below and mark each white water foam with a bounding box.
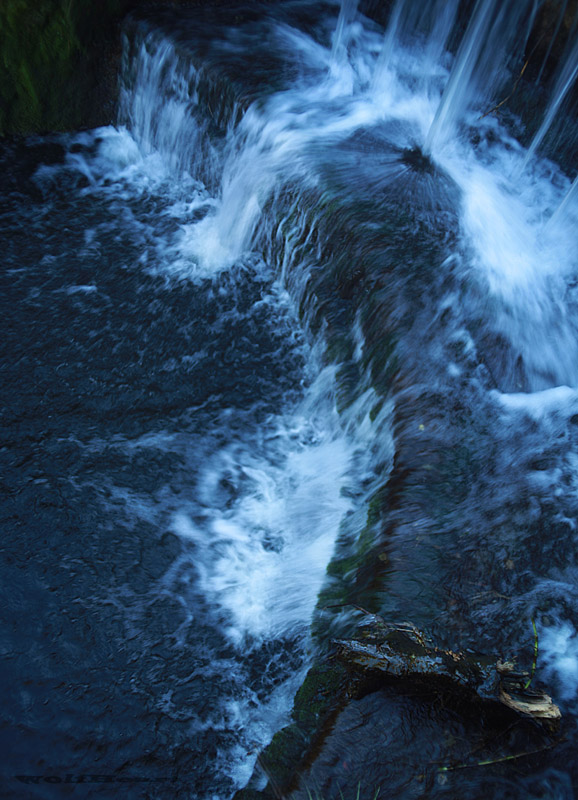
[541,622,578,703]
[495,385,578,419]
[169,367,356,646]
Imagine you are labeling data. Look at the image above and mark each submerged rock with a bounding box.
[401,146,435,175]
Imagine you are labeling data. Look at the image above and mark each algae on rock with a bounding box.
[0,0,126,135]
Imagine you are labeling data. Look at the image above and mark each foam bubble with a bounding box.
[540,623,578,702]
[172,429,353,645]
[495,386,578,419]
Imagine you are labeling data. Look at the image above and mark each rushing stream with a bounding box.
[2,0,578,798]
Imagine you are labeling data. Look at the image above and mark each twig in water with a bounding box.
[322,603,374,615]
[479,58,529,119]
[438,737,564,772]
[479,31,546,121]
[524,618,538,690]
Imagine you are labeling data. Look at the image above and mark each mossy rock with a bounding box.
[234,661,350,799]
[0,0,127,135]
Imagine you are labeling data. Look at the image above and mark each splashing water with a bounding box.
[118,0,578,716]
[524,33,578,168]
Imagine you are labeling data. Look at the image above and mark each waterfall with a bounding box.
[524,33,578,166]
[371,0,459,88]
[422,0,460,72]
[535,0,568,85]
[6,2,578,797]
[371,0,406,86]
[547,172,578,230]
[425,0,533,153]
[331,0,358,62]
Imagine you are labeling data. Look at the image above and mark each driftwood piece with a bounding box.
[333,614,561,723]
[497,661,561,720]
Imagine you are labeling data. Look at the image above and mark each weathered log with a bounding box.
[333,613,561,723]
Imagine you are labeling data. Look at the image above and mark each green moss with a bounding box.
[369,398,384,422]
[335,361,361,413]
[1,1,75,133]
[252,662,349,796]
[0,0,128,135]
[363,334,398,396]
[258,724,308,791]
[366,485,387,528]
[293,662,346,726]
[314,484,391,626]
[326,553,359,581]
[324,332,354,365]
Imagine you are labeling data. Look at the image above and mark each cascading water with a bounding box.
[2,0,578,798]
[549,172,578,229]
[332,0,359,61]
[524,32,578,167]
[425,0,534,153]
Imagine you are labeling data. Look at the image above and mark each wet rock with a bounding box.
[234,661,351,799]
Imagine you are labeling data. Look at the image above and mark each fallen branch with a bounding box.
[333,612,560,723]
[479,58,529,120]
[479,31,546,121]
[524,618,538,689]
